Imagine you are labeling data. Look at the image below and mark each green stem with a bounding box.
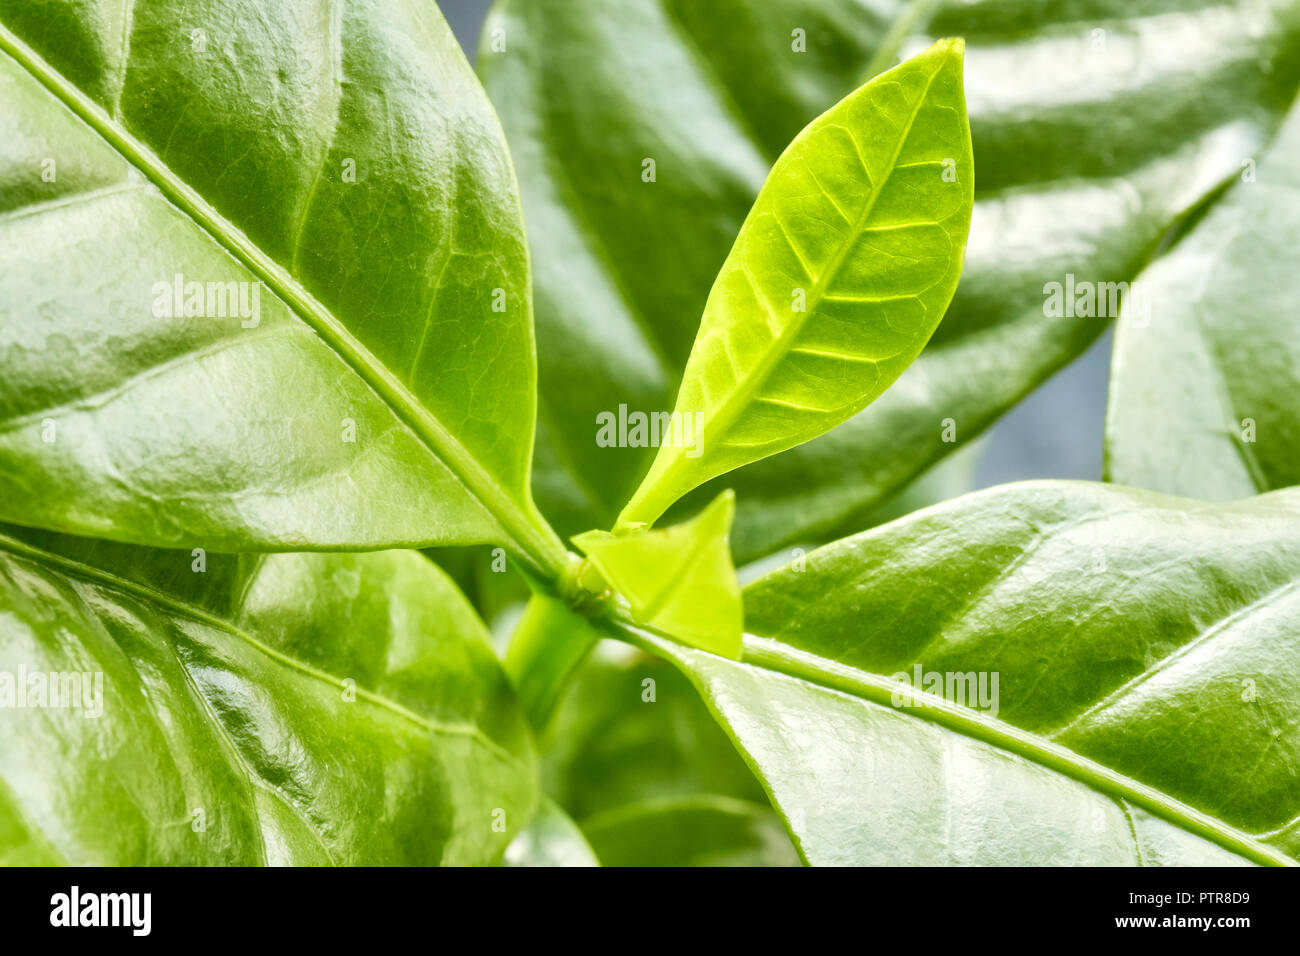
[505,593,600,731]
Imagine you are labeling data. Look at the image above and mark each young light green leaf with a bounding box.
[631,482,1300,866]
[1106,98,1300,498]
[482,0,1300,557]
[0,533,537,864]
[573,491,742,658]
[0,5,564,576]
[617,39,973,528]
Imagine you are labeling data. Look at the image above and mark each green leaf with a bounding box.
[480,0,1300,556]
[632,482,1300,866]
[542,642,770,819]
[540,641,797,865]
[502,797,599,867]
[0,532,537,865]
[0,4,565,576]
[618,39,972,527]
[582,795,801,867]
[573,491,742,657]
[1106,98,1300,498]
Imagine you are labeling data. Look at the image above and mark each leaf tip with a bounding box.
[933,36,966,61]
[710,487,737,523]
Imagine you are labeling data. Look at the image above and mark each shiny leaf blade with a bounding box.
[0,3,562,572]
[619,39,972,527]
[0,535,537,865]
[669,646,1262,866]
[637,482,1300,865]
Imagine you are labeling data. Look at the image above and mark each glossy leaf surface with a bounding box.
[0,533,537,865]
[1106,99,1300,498]
[0,3,563,573]
[642,482,1300,865]
[618,40,972,526]
[481,0,1300,558]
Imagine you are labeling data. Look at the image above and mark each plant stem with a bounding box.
[504,593,600,730]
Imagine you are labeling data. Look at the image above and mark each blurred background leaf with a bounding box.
[1106,97,1300,497]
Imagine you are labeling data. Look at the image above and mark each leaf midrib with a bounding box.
[0,23,566,579]
[713,64,943,437]
[743,634,1293,866]
[617,620,1292,867]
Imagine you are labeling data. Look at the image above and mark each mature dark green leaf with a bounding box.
[1106,99,1300,498]
[635,482,1300,865]
[502,797,599,867]
[582,795,800,867]
[480,0,1300,558]
[0,2,564,575]
[617,40,972,527]
[0,533,537,864]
